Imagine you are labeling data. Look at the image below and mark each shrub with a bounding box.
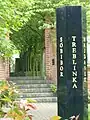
[0,80,18,118]
[50,84,57,93]
[0,80,36,120]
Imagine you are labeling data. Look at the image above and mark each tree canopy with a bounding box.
[11,14,44,54]
[0,0,90,57]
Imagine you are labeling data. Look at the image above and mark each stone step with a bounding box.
[17,97,57,103]
[10,76,44,80]
[10,77,56,103]
[19,92,54,98]
[17,88,52,93]
[16,84,51,88]
[10,80,50,84]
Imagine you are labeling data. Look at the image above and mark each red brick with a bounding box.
[45,28,57,82]
[0,58,9,80]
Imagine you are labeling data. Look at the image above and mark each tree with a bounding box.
[10,14,44,53]
[0,0,30,57]
[0,0,90,57]
[0,0,90,37]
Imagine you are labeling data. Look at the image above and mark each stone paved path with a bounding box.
[29,103,57,120]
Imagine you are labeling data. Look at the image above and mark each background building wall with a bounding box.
[0,58,9,80]
[45,28,57,82]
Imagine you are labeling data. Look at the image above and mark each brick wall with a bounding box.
[0,32,10,80]
[45,28,57,82]
[0,58,9,80]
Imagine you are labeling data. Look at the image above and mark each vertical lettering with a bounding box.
[59,37,64,77]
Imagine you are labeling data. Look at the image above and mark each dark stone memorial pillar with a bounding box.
[56,6,88,120]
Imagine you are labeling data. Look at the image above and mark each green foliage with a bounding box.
[0,80,36,119]
[50,84,57,93]
[0,0,89,34]
[88,91,90,104]
[0,39,18,58]
[88,104,90,120]
[10,16,44,53]
[27,98,37,103]
[10,0,90,54]
[50,115,61,120]
[0,0,32,57]
[0,0,90,57]
[0,0,31,33]
[0,80,18,117]
[6,99,36,120]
